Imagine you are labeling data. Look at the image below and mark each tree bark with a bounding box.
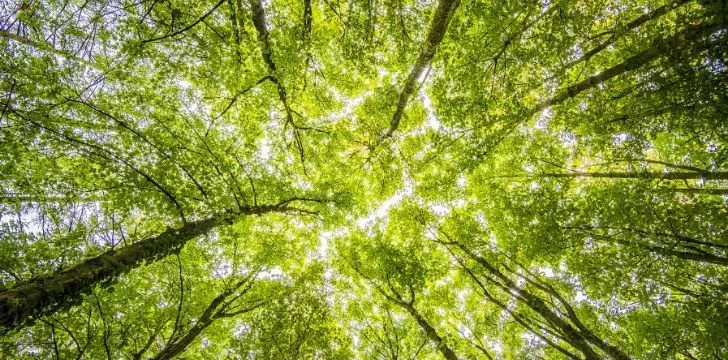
[558,0,689,73]
[151,275,260,360]
[384,0,460,138]
[248,0,312,165]
[0,217,216,331]
[249,0,277,72]
[0,203,290,331]
[529,21,724,116]
[399,302,459,360]
[545,171,728,180]
[450,240,630,360]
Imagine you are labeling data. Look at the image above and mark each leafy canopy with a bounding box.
[0,0,727,358]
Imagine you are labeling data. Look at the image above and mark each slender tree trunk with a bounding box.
[302,0,312,40]
[367,269,460,360]
[227,0,243,62]
[249,0,277,72]
[522,271,631,360]
[248,0,294,123]
[151,275,259,360]
[559,0,689,73]
[248,0,311,166]
[529,21,723,116]
[384,0,460,138]
[614,239,728,266]
[671,188,728,196]
[399,302,459,360]
[452,253,581,360]
[514,289,603,360]
[152,320,211,360]
[452,242,630,360]
[580,229,728,267]
[545,171,728,180]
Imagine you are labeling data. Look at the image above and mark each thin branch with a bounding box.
[141,0,227,44]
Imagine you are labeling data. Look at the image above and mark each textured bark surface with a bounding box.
[0,217,220,331]
[249,0,277,72]
[529,22,723,116]
[559,0,690,72]
[456,242,631,360]
[400,302,459,360]
[545,171,728,180]
[384,0,460,138]
[0,203,290,331]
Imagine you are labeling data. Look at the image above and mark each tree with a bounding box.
[1,0,727,358]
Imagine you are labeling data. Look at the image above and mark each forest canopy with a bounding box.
[0,0,727,358]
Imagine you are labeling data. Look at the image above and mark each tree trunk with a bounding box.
[671,188,728,196]
[384,0,460,138]
[0,203,286,331]
[152,320,209,360]
[530,21,723,116]
[248,0,309,165]
[454,242,629,360]
[618,240,728,266]
[302,0,312,40]
[0,217,219,331]
[452,252,581,360]
[559,0,689,73]
[150,275,258,360]
[400,302,459,360]
[545,171,728,180]
[249,0,277,72]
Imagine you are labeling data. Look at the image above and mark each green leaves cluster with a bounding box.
[1,0,727,358]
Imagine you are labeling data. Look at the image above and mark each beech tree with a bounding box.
[1,0,726,358]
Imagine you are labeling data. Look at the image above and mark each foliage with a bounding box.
[0,0,726,358]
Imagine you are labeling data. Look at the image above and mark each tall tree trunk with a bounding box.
[670,188,728,196]
[384,0,460,138]
[545,171,728,180]
[302,0,312,41]
[0,204,287,331]
[151,275,260,360]
[366,267,461,360]
[558,0,689,73]
[453,256,581,360]
[399,301,459,360]
[0,217,217,331]
[249,0,277,72]
[152,321,209,360]
[519,267,632,360]
[446,239,630,360]
[227,0,243,62]
[248,0,294,123]
[248,0,310,165]
[529,21,724,116]
[613,239,728,266]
